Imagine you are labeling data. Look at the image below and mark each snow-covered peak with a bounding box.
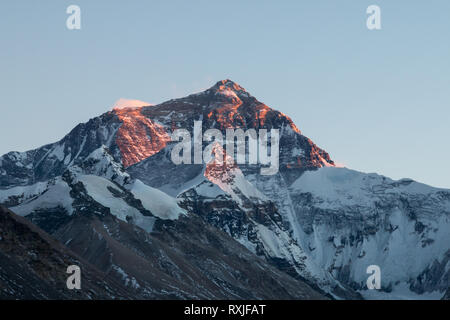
[204,79,251,100]
[210,79,247,93]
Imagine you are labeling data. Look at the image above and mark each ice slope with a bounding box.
[128,179,186,220]
[75,174,156,232]
[290,167,449,210]
[288,167,450,298]
[7,178,74,216]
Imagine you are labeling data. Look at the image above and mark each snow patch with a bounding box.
[129,180,185,220]
[0,181,48,203]
[11,179,74,216]
[77,175,155,232]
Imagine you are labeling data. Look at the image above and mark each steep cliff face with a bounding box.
[138,79,334,171]
[114,107,171,168]
[0,79,448,299]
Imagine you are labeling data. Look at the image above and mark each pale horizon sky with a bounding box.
[1,1,449,188]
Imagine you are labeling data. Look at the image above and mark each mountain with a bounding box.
[0,80,332,189]
[0,79,448,299]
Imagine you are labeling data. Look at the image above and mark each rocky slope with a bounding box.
[1,203,324,299]
[0,206,129,299]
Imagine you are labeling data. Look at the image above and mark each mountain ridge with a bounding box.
[0,80,448,300]
[0,79,333,187]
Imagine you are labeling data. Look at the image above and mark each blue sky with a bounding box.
[1,0,449,188]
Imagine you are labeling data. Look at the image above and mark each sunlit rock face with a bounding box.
[105,79,334,177]
[0,79,334,189]
[114,107,171,168]
[204,80,303,134]
[137,79,334,169]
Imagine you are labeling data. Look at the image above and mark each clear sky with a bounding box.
[1,1,449,188]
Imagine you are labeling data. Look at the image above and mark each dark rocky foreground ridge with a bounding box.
[0,206,129,299]
[0,204,326,299]
[0,80,448,299]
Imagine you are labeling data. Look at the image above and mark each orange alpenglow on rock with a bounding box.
[114,105,171,168]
